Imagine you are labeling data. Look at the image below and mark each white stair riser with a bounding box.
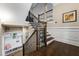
[47,36,52,39]
[47,39,54,45]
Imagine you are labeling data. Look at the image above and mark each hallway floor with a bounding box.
[25,41,79,56]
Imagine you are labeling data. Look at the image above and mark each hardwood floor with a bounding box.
[25,41,79,56]
[8,49,23,56]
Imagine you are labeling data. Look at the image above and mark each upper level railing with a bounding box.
[25,9,53,29]
[38,9,53,22]
[26,11,39,29]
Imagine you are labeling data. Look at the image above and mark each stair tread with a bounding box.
[46,37,54,42]
[46,34,51,36]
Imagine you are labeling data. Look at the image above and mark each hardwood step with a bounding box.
[47,35,52,39]
[46,37,54,42]
[46,34,51,36]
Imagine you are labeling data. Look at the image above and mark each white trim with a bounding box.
[47,36,52,38]
[1,22,29,28]
[47,39,54,45]
[47,27,79,29]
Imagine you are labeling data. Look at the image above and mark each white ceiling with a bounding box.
[0,3,32,25]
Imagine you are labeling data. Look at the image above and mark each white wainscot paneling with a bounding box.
[47,28,79,47]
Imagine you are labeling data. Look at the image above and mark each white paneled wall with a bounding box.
[47,27,79,47]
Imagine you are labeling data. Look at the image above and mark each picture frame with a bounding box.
[63,10,77,23]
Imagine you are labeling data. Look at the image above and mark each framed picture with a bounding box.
[63,10,77,23]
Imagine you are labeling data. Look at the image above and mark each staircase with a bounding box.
[46,32,54,45]
[26,11,55,46]
[24,11,55,55]
[38,22,54,46]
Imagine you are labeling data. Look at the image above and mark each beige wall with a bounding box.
[0,3,32,24]
[52,3,79,27]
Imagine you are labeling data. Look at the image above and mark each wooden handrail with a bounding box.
[38,9,53,16]
[29,11,38,20]
[29,9,53,22]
